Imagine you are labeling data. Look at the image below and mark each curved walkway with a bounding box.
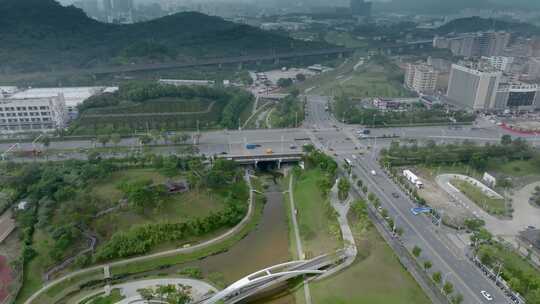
[24,172,256,304]
[115,278,217,304]
[436,174,540,239]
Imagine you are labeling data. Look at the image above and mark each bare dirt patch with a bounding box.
[415,168,472,228]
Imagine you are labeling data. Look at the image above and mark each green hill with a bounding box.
[0,0,324,73]
[436,17,540,35]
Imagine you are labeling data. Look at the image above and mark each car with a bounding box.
[391,192,399,198]
[481,290,493,301]
[527,225,536,230]
[290,145,297,149]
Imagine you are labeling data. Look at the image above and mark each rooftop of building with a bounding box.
[9,87,118,107]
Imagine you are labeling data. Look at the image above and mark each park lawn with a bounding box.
[310,222,431,304]
[415,164,483,181]
[91,168,172,203]
[92,189,227,241]
[487,159,540,177]
[451,179,506,216]
[305,59,412,98]
[325,31,368,48]
[85,289,124,304]
[15,230,56,304]
[293,169,341,258]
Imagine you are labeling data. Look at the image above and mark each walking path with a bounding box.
[115,278,217,304]
[24,172,256,304]
[318,180,357,279]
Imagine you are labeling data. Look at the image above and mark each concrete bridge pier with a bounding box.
[277,159,282,169]
[218,63,223,69]
[274,57,280,65]
[238,62,244,70]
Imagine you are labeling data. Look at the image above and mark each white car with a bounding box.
[481,290,493,301]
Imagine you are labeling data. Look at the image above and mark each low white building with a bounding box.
[9,87,118,119]
[0,96,67,133]
[158,79,215,87]
[0,86,118,133]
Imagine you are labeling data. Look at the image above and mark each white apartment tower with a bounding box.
[446,63,502,111]
[405,63,438,93]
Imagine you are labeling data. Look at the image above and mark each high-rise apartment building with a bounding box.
[434,31,510,57]
[405,63,438,93]
[483,56,514,72]
[446,63,502,110]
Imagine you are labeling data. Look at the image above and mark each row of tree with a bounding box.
[333,94,475,126]
[381,136,535,170]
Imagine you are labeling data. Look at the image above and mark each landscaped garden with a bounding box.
[0,155,249,304]
[450,178,507,216]
[70,82,254,135]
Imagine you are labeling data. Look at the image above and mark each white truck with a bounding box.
[403,169,423,189]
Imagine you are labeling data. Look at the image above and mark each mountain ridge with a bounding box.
[0,0,324,74]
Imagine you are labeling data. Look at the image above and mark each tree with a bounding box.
[97,134,110,147]
[277,78,293,88]
[443,281,454,295]
[41,135,51,149]
[295,73,306,82]
[137,288,154,301]
[362,185,368,194]
[140,135,152,145]
[111,133,121,146]
[451,293,464,304]
[423,260,432,271]
[432,271,442,284]
[338,178,351,201]
[412,245,422,258]
[501,134,512,145]
[172,133,190,145]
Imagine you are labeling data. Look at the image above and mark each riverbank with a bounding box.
[288,168,431,304]
[20,172,263,304]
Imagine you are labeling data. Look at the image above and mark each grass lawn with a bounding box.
[91,168,172,203]
[85,289,124,304]
[325,31,368,48]
[310,215,431,304]
[90,168,227,242]
[15,230,56,304]
[487,159,540,177]
[451,179,507,216]
[297,56,411,99]
[293,169,341,258]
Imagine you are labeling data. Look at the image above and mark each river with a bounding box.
[187,176,294,303]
